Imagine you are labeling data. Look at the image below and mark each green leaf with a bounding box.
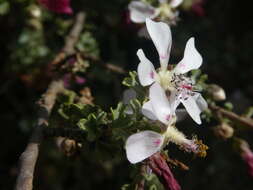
[122,71,139,87]
[224,102,233,111]
[111,102,125,120]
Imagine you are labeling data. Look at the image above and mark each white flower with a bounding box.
[128,0,183,24]
[125,82,198,163]
[125,125,197,164]
[137,18,207,124]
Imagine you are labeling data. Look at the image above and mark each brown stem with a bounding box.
[51,12,126,75]
[15,12,86,190]
[15,81,64,190]
[209,104,253,128]
[136,164,146,190]
[82,54,126,74]
[105,63,126,74]
[51,12,86,65]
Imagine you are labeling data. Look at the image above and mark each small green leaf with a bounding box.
[224,102,233,111]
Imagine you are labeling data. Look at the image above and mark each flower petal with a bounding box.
[128,1,158,23]
[125,131,164,164]
[146,18,172,70]
[149,83,172,124]
[174,37,203,74]
[142,101,158,120]
[181,95,202,124]
[137,49,157,86]
[168,90,180,113]
[170,0,183,8]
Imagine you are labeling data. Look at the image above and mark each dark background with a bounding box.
[0,0,252,189]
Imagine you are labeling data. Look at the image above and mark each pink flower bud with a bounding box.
[38,0,73,14]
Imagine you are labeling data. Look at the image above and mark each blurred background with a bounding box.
[0,0,252,189]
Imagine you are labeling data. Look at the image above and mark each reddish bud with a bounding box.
[38,0,73,14]
[240,141,253,177]
[192,0,205,17]
[147,153,181,190]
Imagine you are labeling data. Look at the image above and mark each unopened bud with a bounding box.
[28,5,41,18]
[208,84,226,101]
[148,153,181,190]
[213,123,234,139]
[57,137,81,157]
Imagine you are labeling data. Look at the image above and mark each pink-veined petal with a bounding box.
[142,101,158,120]
[174,37,203,74]
[146,18,172,69]
[128,1,158,23]
[150,83,172,124]
[125,130,164,164]
[170,0,183,8]
[181,95,202,124]
[137,49,157,86]
[38,0,73,14]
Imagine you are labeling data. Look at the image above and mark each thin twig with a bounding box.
[105,63,126,74]
[82,54,127,74]
[51,12,86,65]
[209,104,253,128]
[15,81,64,190]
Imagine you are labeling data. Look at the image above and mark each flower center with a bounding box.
[159,3,172,18]
[157,70,174,90]
[172,74,195,100]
